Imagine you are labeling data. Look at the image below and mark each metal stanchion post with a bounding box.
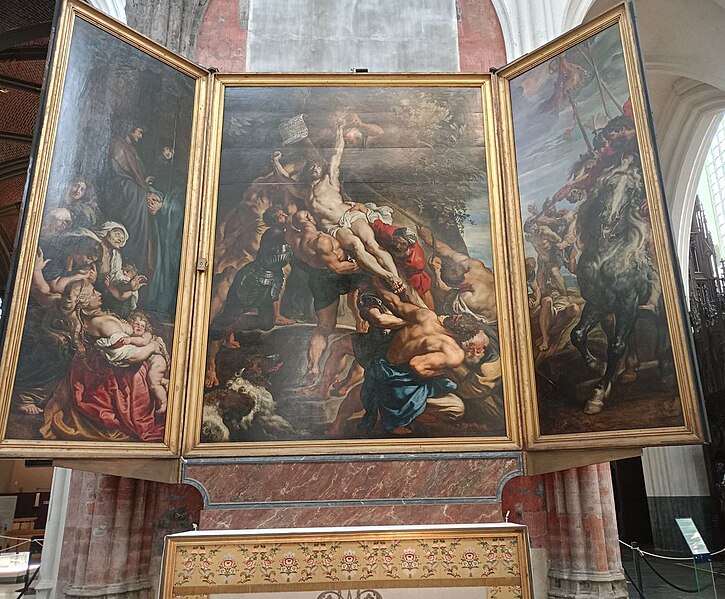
[693,556,702,596]
[709,559,719,599]
[632,541,644,592]
[676,517,715,597]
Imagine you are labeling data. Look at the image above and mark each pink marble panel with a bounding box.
[184,455,522,505]
[195,0,248,72]
[199,503,504,530]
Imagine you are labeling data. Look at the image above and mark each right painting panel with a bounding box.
[499,7,704,448]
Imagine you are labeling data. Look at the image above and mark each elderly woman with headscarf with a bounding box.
[95,221,147,316]
[39,280,165,442]
[94,221,126,275]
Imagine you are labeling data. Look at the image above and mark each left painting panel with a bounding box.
[0,1,207,456]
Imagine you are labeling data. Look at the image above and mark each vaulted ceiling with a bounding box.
[0,0,54,291]
[585,0,725,272]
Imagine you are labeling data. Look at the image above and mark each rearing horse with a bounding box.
[570,155,654,414]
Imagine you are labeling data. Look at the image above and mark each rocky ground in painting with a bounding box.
[8,410,43,440]
[528,283,685,436]
[212,324,505,442]
[538,358,682,435]
[536,316,683,435]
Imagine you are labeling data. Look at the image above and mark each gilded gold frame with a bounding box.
[0,2,705,461]
[0,0,209,457]
[183,74,523,456]
[496,4,704,450]
[161,524,532,598]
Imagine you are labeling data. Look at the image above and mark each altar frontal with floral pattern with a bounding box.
[162,526,531,599]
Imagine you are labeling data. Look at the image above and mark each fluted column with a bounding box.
[502,474,549,597]
[49,471,202,599]
[641,446,715,551]
[86,0,127,23]
[490,0,570,60]
[58,472,155,599]
[546,463,627,598]
[124,0,210,59]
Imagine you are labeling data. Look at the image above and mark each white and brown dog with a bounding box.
[201,353,296,442]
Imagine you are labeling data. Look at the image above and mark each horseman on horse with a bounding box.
[569,154,664,414]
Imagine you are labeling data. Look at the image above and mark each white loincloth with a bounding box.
[549,292,571,316]
[324,202,393,238]
[446,291,497,326]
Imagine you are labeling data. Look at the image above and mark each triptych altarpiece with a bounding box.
[0,0,706,461]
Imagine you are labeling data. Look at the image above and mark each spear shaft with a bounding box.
[567,91,594,153]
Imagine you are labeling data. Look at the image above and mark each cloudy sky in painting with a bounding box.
[218,85,493,266]
[510,23,633,256]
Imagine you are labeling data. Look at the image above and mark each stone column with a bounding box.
[502,474,549,597]
[86,0,128,23]
[545,463,627,599]
[52,471,202,599]
[57,472,155,599]
[124,0,210,59]
[641,446,715,551]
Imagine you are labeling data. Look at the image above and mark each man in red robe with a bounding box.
[352,203,434,309]
[553,98,638,204]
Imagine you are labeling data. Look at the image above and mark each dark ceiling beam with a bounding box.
[0,157,30,182]
[0,201,21,219]
[0,46,49,62]
[0,75,41,94]
[0,131,33,144]
[0,224,13,293]
[0,22,52,53]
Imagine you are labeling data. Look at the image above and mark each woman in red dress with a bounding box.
[40,280,166,442]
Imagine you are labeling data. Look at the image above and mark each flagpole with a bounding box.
[582,41,612,119]
[580,41,624,116]
[567,91,594,153]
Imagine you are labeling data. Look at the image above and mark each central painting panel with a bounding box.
[195,79,515,450]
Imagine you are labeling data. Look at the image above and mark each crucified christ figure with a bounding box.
[295,121,405,293]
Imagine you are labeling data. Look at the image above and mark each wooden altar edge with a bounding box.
[522,447,642,476]
[53,457,183,484]
[172,578,522,596]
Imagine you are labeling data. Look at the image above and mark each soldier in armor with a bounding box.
[205,207,294,387]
